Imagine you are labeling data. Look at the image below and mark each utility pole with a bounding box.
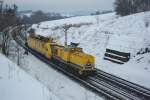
[62,24,72,47]
[65,28,67,47]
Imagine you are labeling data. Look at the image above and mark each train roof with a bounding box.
[30,34,53,42]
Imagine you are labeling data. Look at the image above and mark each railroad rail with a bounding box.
[95,69,150,100]
[12,27,150,100]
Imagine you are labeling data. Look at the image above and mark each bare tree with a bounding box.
[0,30,11,56]
[0,2,19,56]
[0,0,3,13]
[115,0,150,16]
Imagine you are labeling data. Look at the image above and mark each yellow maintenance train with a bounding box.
[26,34,96,75]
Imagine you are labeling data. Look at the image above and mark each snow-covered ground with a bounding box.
[20,53,103,100]
[31,11,150,88]
[0,53,59,100]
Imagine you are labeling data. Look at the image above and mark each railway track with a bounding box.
[95,70,150,100]
[14,32,150,100]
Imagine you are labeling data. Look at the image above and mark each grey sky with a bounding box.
[5,0,115,13]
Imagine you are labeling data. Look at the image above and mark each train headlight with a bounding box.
[86,59,91,66]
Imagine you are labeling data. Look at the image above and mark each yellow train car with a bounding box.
[27,34,96,75]
[53,46,96,75]
[70,51,95,74]
[27,35,53,59]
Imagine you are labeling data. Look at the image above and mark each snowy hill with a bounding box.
[0,53,59,100]
[31,12,150,88]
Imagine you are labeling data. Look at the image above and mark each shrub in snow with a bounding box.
[137,46,150,55]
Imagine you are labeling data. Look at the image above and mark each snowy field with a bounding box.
[31,11,150,88]
[0,53,59,100]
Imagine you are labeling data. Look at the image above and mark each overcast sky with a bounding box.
[5,0,115,13]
